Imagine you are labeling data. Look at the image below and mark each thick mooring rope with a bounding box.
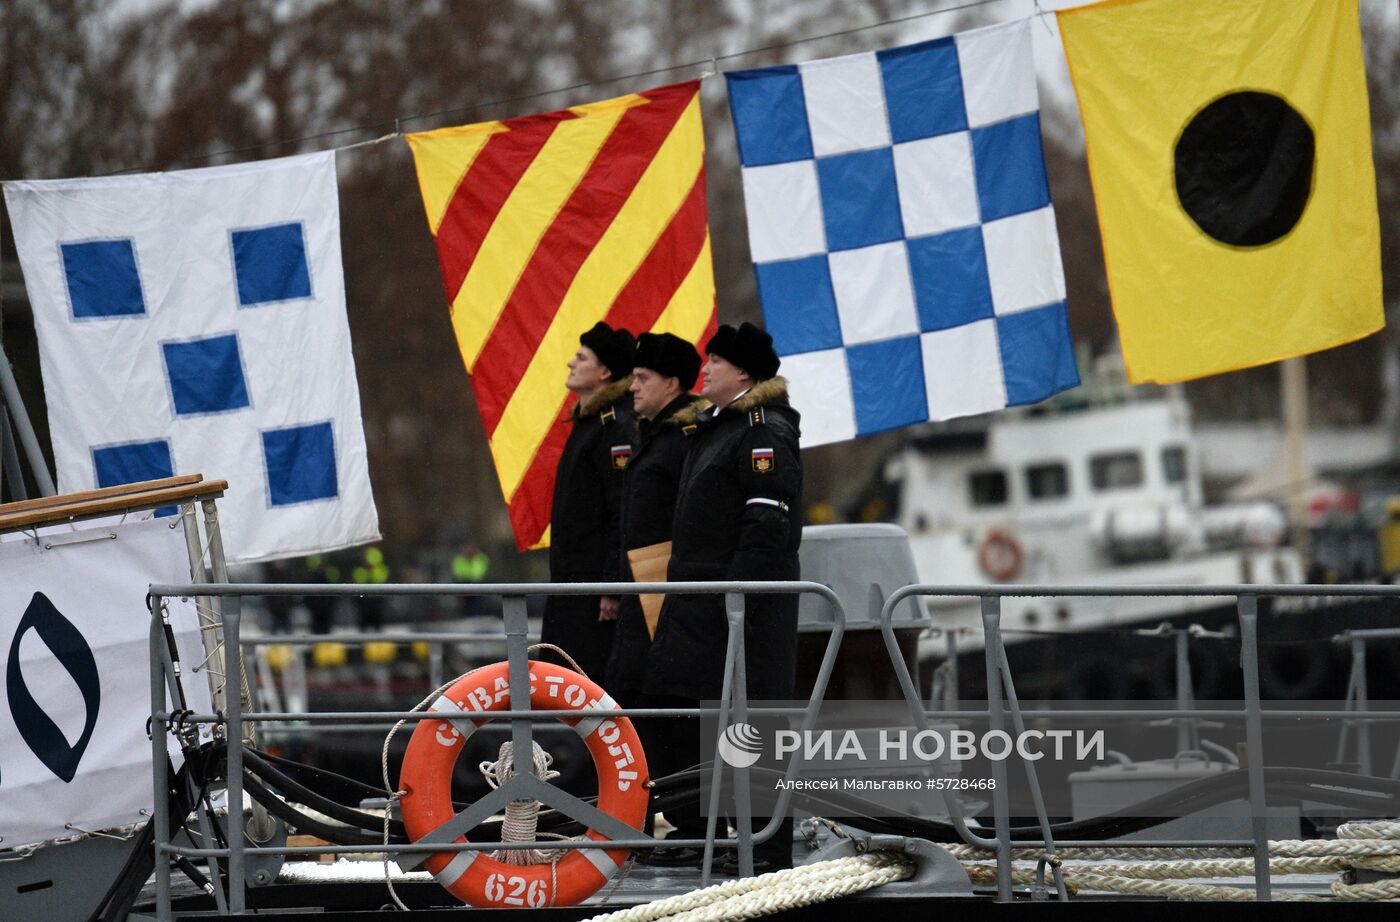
[954,820,1400,902]
[581,853,914,922]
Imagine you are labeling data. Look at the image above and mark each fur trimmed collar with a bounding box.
[726,376,789,414]
[666,395,711,427]
[575,377,632,419]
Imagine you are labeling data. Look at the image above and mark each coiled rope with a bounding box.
[581,853,915,922]
[952,820,1400,902]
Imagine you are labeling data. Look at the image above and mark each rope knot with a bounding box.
[480,740,562,866]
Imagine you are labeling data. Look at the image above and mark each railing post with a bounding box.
[1352,637,1372,777]
[202,499,246,718]
[946,628,960,711]
[0,339,56,495]
[178,504,221,709]
[1237,594,1271,902]
[150,603,172,921]
[1175,630,1198,755]
[726,593,754,879]
[701,590,746,887]
[878,587,999,852]
[429,640,444,692]
[998,644,1068,901]
[502,596,534,781]
[981,594,1013,902]
[224,595,246,913]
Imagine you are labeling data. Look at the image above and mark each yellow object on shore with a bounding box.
[363,641,397,665]
[264,644,297,673]
[312,641,348,669]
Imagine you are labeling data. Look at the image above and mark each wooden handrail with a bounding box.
[0,475,228,531]
[0,474,205,514]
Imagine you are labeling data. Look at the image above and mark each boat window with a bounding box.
[969,469,1008,506]
[1090,452,1143,491]
[1025,462,1069,500]
[1162,445,1188,484]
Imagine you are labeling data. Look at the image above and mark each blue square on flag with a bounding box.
[93,438,174,487]
[847,336,927,436]
[162,333,251,416]
[726,66,814,167]
[262,421,338,506]
[60,239,146,319]
[908,228,994,331]
[817,148,903,252]
[972,114,1051,223]
[755,256,842,354]
[231,222,312,306]
[93,438,177,515]
[728,19,1077,446]
[877,38,967,143]
[997,302,1080,405]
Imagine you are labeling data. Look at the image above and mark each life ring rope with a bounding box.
[398,660,649,908]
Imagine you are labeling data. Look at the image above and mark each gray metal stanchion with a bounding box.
[503,596,535,783]
[224,602,247,913]
[149,612,173,921]
[981,595,1013,902]
[727,592,754,879]
[0,339,56,496]
[1237,594,1272,902]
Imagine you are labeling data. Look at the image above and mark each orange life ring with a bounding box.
[977,529,1024,582]
[399,661,649,908]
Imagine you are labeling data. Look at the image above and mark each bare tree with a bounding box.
[3,0,1398,538]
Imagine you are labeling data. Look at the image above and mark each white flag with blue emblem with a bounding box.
[3,152,379,562]
[725,19,1079,447]
[0,517,210,847]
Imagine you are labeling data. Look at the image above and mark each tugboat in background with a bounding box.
[878,375,1400,702]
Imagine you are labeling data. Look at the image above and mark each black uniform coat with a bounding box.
[643,377,803,701]
[605,393,706,696]
[541,377,637,681]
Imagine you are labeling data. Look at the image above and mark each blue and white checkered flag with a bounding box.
[4,152,379,563]
[726,19,1079,447]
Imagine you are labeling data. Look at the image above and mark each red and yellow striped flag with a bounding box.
[406,81,717,550]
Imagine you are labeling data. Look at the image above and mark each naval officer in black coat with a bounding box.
[606,331,705,697]
[539,322,637,682]
[597,332,708,860]
[643,321,802,871]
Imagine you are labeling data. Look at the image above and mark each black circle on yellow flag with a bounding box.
[1173,91,1314,248]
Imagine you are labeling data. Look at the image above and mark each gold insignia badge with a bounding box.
[610,445,631,470]
[752,448,774,473]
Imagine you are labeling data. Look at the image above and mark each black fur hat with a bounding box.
[704,322,780,381]
[634,332,702,390]
[579,322,636,379]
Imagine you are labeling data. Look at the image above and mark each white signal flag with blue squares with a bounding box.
[4,152,380,563]
[725,19,1079,447]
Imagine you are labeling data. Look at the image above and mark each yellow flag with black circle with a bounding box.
[1059,0,1382,384]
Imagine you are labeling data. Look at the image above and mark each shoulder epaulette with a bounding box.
[681,423,698,436]
[748,407,766,427]
[600,406,617,424]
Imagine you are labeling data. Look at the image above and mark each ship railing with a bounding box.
[241,630,521,735]
[1334,626,1400,780]
[145,579,848,919]
[879,582,1400,905]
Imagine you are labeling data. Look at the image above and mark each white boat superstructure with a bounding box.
[884,393,1303,649]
